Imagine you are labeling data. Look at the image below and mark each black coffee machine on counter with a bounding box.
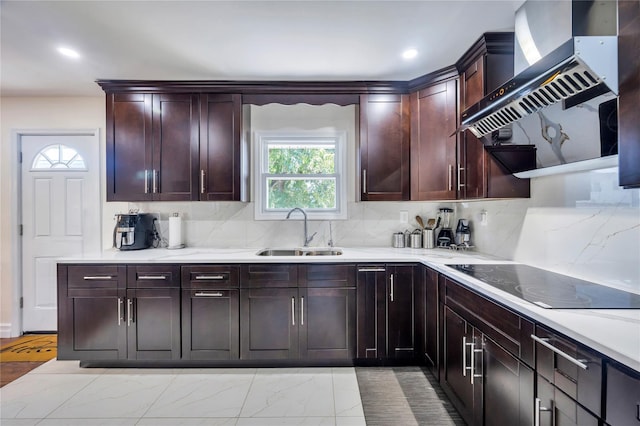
[114,213,156,250]
[437,208,455,247]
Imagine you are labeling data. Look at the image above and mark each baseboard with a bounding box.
[0,322,13,338]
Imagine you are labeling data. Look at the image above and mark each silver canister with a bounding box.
[392,232,405,248]
[410,230,422,248]
[423,229,435,249]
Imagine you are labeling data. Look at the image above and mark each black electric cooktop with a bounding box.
[447,264,640,309]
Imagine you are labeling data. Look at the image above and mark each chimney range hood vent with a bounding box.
[460,0,618,139]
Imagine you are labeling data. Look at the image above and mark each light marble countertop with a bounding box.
[58,246,640,372]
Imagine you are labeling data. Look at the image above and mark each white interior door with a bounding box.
[21,132,100,332]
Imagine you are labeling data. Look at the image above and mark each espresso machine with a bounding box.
[114,213,156,250]
[437,208,454,247]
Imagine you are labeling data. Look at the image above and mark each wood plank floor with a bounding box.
[0,337,47,387]
[356,366,465,425]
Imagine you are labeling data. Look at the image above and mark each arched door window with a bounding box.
[31,144,86,170]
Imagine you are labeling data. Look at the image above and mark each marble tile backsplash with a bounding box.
[118,168,639,293]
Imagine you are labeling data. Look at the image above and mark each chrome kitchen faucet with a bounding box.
[286,207,316,247]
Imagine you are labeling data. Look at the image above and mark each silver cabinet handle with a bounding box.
[301,296,304,326]
[362,169,367,194]
[144,169,149,194]
[390,273,394,302]
[535,397,553,426]
[463,336,470,377]
[194,292,224,297]
[291,297,296,326]
[127,298,133,326]
[457,163,465,190]
[117,298,123,326]
[448,164,453,191]
[531,335,588,370]
[195,275,226,280]
[153,169,158,193]
[469,340,483,385]
[200,169,206,194]
[358,267,386,272]
[137,275,166,280]
[83,276,113,280]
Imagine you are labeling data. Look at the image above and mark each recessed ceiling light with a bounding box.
[402,49,418,60]
[57,46,80,59]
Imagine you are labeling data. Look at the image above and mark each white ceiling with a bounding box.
[0,1,525,97]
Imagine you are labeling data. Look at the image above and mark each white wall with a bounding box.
[2,99,638,336]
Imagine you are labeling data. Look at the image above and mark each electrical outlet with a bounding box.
[480,210,488,226]
[400,210,409,223]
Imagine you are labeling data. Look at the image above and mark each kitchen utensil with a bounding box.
[426,218,436,230]
[415,216,425,229]
[423,229,435,249]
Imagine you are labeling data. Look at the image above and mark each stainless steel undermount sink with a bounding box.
[256,248,343,256]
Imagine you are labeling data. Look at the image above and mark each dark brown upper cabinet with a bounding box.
[106,93,199,201]
[456,32,532,200]
[199,94,242,201]
[359,94,411,201]
[618,0,640,189]
[410,77,459,201]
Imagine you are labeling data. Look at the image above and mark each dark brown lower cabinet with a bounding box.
[536,375,599,426]
[442,306,533,426]
[240,288,298,360]
[356,264,417,360]
[424,267,439,372]
[606,362,640,426]
[182,289,239,360]
[126,287,181,360]
[299,287,356,360]
[240,286,356,361]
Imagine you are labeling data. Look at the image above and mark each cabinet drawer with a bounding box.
[606,362,640,426]
[444,277,534,366]
[127,265,180,288]
[66,265,125,289]
[182,265,239,289]
[534,326,602,417]
[241,264,298,288]
[299,264,355,287]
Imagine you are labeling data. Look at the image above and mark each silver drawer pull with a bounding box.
[195,275,226,280]
[358,268,386,272]
[194,292,224,297]
[137,275,167,280]
[83,276,113,280]
[531,335,588,370]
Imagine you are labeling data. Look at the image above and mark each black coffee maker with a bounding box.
[437,208,455,247]
[113,213,155,250]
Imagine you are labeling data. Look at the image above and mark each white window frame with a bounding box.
[254,130,347,220]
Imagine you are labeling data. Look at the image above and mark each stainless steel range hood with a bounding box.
[461,0,618,139]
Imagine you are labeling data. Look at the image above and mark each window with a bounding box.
[31,144,86,170]
[255,131,347,220]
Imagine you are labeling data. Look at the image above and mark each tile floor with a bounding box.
[0,360,366,425]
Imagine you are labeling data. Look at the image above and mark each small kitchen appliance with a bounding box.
[437,208,454,247]
[455,219,471,247]
[114,213,156,250]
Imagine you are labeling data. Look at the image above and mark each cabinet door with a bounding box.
[106,93,153,201]
[424,268,439,370]
[606,362,640,426]
[618,0,640,188]
[410,80,458,200]
[199,93,242,201]
[442,306,475,425]
[152,93,199,201]
[126,288,181,360]
[240,288,298,360]
[182,289,239,360]
[58,288,127,360]
[299,287,356,360]
[387,265,415,359]
[359,94,410,201]
[356,266,387,359]
[483,337,534,426]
